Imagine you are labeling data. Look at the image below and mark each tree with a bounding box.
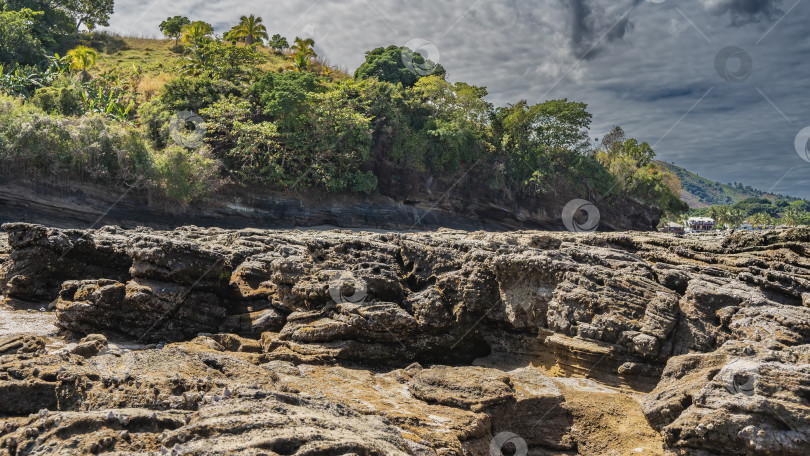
[159,16,190,45]
[600,125,625,151]
[598,126,654,167]
[66,44,97,80]
[619,139,655,167]
[288,51,310,72]
[291,37,316,57]
[250,70,322,124]
[750,211,770,229]
[724,207,745,229]
[406,75,493,170]
[2,0,74,51]
[713,206,731,229]
[288,37,316,71]
[782,206,801,227]
[58,0,114,33]
[354,45,445,88]
[498,99,592,154]
[226,14,268,46]
[180,21,213,47]
[0,9,46,68]
[268,34,288,53]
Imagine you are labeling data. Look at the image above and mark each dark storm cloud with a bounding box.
[566,0,634,58]
[700,0,784,25]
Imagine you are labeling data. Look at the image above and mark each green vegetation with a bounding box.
[180,21,213,46]
[355,45,445,87]
[225,15,268,46]
[0,2,687,217]
[678,198,810,229]
[158,16,190,46]
[268,34,289,53]
[654,160,797,208]
[0,9,48,68]
[66,44,96,80]
[596,126,687,216]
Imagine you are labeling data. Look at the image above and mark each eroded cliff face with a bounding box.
[0,178,659,232]
[0,224,808,455]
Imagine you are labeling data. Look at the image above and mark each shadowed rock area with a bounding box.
[1,223,809,455]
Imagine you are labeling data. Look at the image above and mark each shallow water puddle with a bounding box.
[0,308,59,338]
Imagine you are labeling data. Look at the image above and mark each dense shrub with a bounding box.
[250,71,322,123]
[152,145,222,204]
[0,94,217,205]
[156,76,223,112]
[138,99,174,149]
[141,76,239,149]
[0,95,146,182]
[202,88,376,193]
[78,31,129,54]
[31,84,83,115]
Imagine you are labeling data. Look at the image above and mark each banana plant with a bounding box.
[77,70,138,121]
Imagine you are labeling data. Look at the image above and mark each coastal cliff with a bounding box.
[0,172,659,232]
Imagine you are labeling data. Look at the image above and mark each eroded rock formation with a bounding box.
[1,223,809,455]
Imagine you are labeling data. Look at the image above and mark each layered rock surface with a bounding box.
[1,223,809,455]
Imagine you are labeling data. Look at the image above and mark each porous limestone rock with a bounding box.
[1,223,809,455]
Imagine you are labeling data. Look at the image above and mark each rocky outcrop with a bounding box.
[642,341,810,456]
[1,223,809,455]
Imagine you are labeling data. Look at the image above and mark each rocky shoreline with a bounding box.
[1,223,809,455]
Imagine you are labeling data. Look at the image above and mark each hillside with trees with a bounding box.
[654,160,798,208]
[0,0,688,229]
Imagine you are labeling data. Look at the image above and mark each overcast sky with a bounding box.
[104,0,810,198]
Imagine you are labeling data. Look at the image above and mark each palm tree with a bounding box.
[708,206,723,225]
[228,14,269,46]
[181,21,214,47]
[291,37,316,57]
[288,37,316,72]
[725,207,745,230]
[66,45,98,81]
[709,206,728,229]
[288,51,310,72]
[782,207,801,228]
[751,212,770,230]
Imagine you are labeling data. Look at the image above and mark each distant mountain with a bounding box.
[654,161,792,208]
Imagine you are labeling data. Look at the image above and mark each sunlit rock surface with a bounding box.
[1,224,809,455]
